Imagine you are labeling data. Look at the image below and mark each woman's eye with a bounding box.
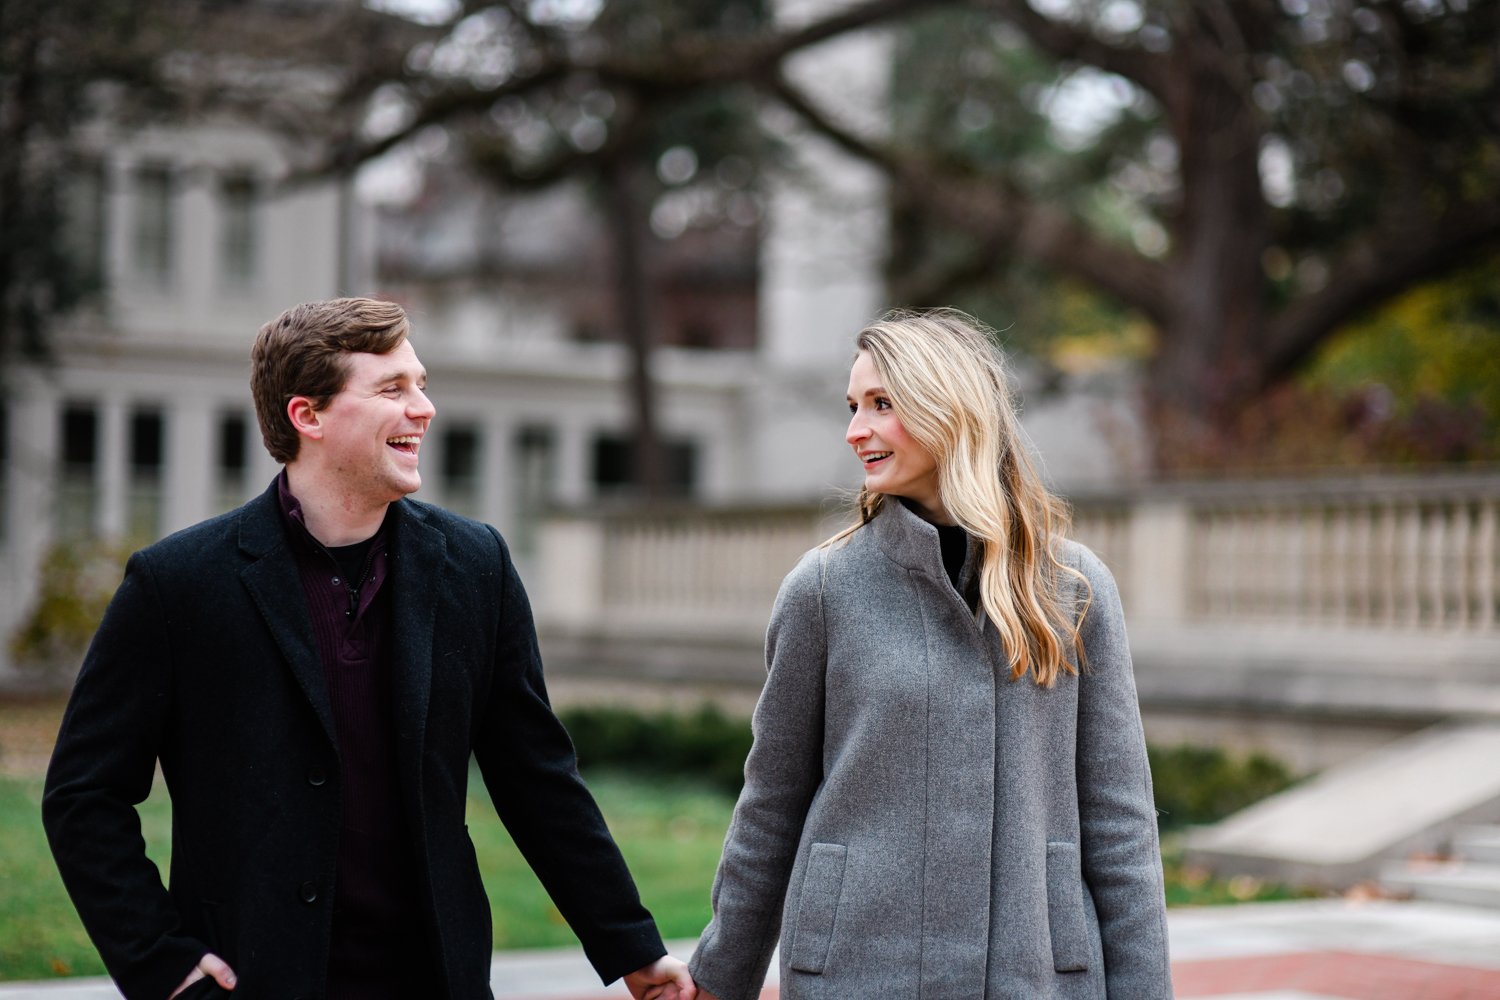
[847,402,857,414]
[874,398,891,410]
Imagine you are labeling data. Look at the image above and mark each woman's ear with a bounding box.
[286,396,323,441]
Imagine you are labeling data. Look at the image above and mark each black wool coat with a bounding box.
[43,480,664,1000]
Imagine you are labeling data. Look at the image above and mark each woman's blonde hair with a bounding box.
[838,307,1089,686]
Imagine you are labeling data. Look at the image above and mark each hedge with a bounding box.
[559,704,1297,827]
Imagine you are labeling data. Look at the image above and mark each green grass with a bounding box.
[0,769,733,981]
[0,767,1311,982]
[466,769,732,949]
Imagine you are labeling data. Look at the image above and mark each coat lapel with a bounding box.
[388,500,446,798]
[237,484,337,747]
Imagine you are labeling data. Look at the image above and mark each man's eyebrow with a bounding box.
[371,367,425,384]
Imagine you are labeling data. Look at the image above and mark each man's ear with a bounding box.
[286,396,324,441]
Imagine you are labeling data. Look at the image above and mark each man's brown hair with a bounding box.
[251,297,411,464]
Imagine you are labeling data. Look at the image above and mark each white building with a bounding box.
[0,105,872,680]
[0,10,1145,681]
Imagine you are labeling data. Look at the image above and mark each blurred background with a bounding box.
[1,0,1498,986]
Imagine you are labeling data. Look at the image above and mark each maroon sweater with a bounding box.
[279,476,435,998]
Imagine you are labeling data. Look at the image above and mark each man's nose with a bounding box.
[411,388,436,419]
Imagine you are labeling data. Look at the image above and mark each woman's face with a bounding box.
[846,350,944,520]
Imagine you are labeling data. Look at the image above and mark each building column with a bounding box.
[553,421,591,508]
[2,379,60,673]
[480,413,514,536]
[164,392,214,534]
[98,395,129,539]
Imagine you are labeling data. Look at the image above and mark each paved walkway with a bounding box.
[5,899,1499,999]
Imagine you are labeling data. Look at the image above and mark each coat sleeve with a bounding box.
[41,551,208,1000]
[469,526,666,985]
[1071,545,1175,998]
[690,548,827,1000]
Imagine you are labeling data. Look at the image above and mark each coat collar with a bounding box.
[870,496,953,577]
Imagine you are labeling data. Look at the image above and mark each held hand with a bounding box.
[623,954,696,1000]
[168,952,237,997]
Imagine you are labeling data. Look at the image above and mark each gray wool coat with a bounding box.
[689,498,1173,1000]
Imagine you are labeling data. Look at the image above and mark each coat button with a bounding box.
[307,766,327,787]
[298,881,318,903]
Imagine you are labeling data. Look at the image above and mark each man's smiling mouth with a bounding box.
[388,435,421,455]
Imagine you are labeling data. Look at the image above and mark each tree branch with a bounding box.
[767,73,1171,324]
[303,0,954,177]
[973,0,1172,104]
[1261,205,1500,390]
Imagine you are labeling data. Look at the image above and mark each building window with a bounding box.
[128,409,164,541]
[219,171,259,288]
[679,320,717,349]
[62,162,107,293]
[591,433,696,499]
[440,424,481,518]
[133,163,175,286]
[58,404,99,539]
[217,411,249,512]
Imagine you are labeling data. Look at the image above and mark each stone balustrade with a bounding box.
[533,472,1500,764]
[538,471,1500,638]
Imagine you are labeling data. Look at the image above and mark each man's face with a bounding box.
[314,339,435,505]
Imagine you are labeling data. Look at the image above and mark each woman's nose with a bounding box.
[846,413,870,445]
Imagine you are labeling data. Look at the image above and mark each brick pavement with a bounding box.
[509,953,1500,1000]
[7,901,1499,1000]
[1173,951,1500,1000]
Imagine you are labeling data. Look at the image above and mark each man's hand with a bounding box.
[622,954,696,1000]
[168,952,237,997]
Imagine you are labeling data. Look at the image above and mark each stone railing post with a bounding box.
[534,515,605,632]
[1125,497,1192,627]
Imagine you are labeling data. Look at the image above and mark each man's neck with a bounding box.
[284,464,390,547]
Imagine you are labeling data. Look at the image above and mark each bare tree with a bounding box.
[19,0,1498,469]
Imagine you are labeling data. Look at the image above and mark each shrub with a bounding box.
[558,704,1299,830]
[8,539,128,687]
[1148,743,1297,832]
[559,704,752,794]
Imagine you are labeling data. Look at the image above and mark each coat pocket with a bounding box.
[1045,841,1090,973]
[787,842,848,975]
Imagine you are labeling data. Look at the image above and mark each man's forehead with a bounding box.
[347,343,424,379]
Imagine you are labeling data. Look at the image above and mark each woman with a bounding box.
[689,309,1173,999]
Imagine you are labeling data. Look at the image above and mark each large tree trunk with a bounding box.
[602,155,668,500]
[1146,21,1272,469]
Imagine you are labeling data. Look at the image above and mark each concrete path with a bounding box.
[4,899,1499,999]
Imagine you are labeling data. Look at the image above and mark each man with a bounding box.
[43,298,695,1000]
